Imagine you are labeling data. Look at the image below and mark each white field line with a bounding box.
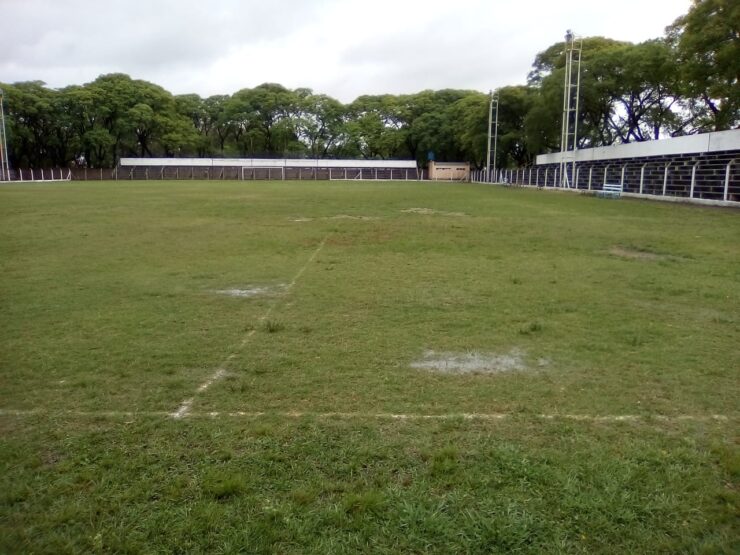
[170,236,329,419]
[1,408,733,424]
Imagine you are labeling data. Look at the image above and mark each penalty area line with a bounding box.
[170,235,329,419]
[1,408,733,424]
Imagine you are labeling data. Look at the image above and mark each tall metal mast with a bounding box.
[0,88,10,182]
[486,91,499,181]
[486,91,493,177]
[559,31,582,188]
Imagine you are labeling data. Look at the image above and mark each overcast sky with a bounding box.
[1,0,692,102]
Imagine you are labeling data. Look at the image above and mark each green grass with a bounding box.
[1,180,738,553]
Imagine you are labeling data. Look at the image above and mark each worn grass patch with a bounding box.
[410,349,528,374]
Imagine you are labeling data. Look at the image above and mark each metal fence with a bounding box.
[0,168,72,182]
[0,166,427,182]
[472,155,740,205]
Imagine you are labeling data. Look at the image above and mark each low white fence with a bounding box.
[471,159,739,206]
[0,168,72,182]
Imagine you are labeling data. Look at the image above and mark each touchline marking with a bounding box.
[170,235,329,419]
[1,408,733,424]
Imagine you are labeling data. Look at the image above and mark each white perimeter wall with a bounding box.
[119,158,417,169]
[536,129,740,165]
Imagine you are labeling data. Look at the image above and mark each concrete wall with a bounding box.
[488,130,740,203]
[119,158,417,169]
[476,148,739,203]
[536,130,740,165]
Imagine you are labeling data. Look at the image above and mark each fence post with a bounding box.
[690,161,699,198]
[588,167,592,190]
[575,167,580,189]
[536,168,540,186]
[724,159,736,202]
[603,164,609,188]
[662,163,671,196]
[639,164,646,195]
[620,164,626,190]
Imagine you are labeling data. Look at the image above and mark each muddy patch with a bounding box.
[212,285,286,298]
[411,349,529,375]
[609,246,668,261]
[402,207,467,217]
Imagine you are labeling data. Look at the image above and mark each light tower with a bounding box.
[559,30,582,188]
[0,88,10,181]
[486,90,499,182]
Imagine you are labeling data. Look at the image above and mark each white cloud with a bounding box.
[0,0,693,101]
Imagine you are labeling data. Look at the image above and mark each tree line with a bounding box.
[1,0,736,170]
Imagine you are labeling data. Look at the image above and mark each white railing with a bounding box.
[0,168,72,183]
[471,160,739,206]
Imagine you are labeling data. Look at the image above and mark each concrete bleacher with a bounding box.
[474,130,740,205]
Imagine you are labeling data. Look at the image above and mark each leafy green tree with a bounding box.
[203,95,234,155]
[404,89,472,164]
[295,93,346,158]
[346,95,410,159]
[590,39,685,141]
[1,81,60,167]
[225,84,303,156]
[667,0,740,130]
[526,37,631,151]
[61,84,112,167]
[495,86,537,167]
[447,93,488,167]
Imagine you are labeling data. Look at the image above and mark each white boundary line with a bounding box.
[170,235,329,419]
[0,408,733,423]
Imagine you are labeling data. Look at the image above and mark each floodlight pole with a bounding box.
[0,88,10,182]
[492,92,499,181]
[559,30,582,188]
[486,91,493,178]
[486,91,499,181]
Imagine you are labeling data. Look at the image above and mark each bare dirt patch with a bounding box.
[328,214,379,220]
[292,215,379,222]
[212,285,286,298]
[402,207,468,217]
[411,349,529,375]
[609,246,667,261]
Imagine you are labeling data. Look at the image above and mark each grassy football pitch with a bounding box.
[1,180,738,553]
